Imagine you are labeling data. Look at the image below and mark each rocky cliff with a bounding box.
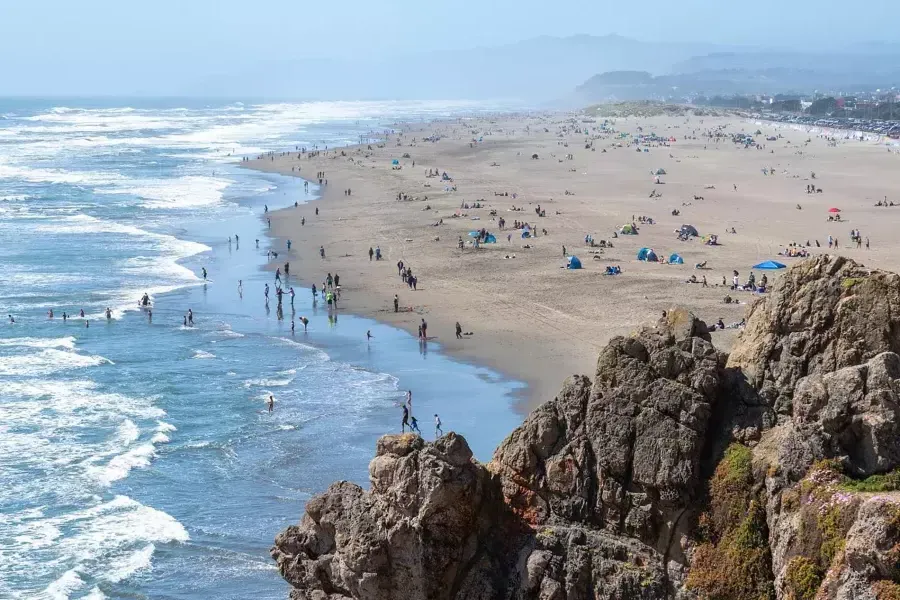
[272,255,900,600]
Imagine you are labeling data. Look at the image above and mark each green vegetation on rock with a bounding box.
[686,444,774,600]
[783,556,823,600]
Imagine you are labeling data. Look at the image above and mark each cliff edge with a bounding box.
[273,255,900,600]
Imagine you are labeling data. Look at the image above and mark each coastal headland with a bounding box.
[246,110,900,410]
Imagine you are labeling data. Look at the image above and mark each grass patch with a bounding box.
[841,277,866,288]
[839,470,900,493]
[783,556,823,600]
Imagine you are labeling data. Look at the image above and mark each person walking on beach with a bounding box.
[410,415,421,434]
[393,294,399,313]
[268,394,274,413]
[275,268,281,284]
[401,404,410,433]
[289,287,295,306]
[319,246,325,259]
[456,322,462,339]
[334,274,340,288]
[397,260,404,276]
[420,318,428,339]
[284,262,290,277]
[369,247,374,261]
[287,240,292,251]
[434,414,442,438]
[311,284,317,299]
[315,207,319,216]
[301,217,305,226]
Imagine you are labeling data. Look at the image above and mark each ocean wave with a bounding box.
[95,174,235,209]
[192,349,216,359]
[0,348,112,376]
[0,336,76,350]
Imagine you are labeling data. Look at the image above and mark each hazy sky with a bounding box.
[1,0,896,95]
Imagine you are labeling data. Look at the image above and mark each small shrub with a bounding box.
[874,580,900,600]
[841,277,866,289]
[783,556,823,600]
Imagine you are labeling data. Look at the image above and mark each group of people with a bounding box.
[399,389,443,438]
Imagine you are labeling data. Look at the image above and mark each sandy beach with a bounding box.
[245,111,900,411]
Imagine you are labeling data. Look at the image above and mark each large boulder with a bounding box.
[491,309,724,556]
[727,255,900,416]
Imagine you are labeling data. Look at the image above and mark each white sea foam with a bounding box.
[192,349,216,359]
[0,336,76,350]
[10,496,189,598]
[0,348,112,376]
[0,162,125,186]
[95,175,235,209]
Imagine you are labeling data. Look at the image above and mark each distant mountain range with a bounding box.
[574,47,900,104]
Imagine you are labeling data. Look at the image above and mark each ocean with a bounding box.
[0,99,524,599]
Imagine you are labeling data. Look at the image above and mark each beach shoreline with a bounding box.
[243,112,899,413]
[242,154,563,413]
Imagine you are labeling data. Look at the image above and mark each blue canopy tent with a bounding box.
[468,231,480,237]
[521,231,531,238]
[484,233,497,243]
[636,247,657,262]
[669,253,684,264]
[391,159,399,165]
[567,256,582,269]
[753,260,786,270]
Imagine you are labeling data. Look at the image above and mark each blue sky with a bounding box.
[1,0,896,96]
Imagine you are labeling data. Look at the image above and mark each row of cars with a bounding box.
[757,112,900,138]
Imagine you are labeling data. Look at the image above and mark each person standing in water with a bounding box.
[202,267,207,280]
[366,330,373,341]
[238,280,243,296]
[188,309,193,326]
[289,287,295,307]
[148,309,152,323]
[268,394,274,412]
[106,307,112,320]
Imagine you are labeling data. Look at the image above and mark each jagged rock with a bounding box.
[728,254,900,417]
[776,352,900,479]
[272,432,525,600]
[492,310,724,556]
[273,257,900,600]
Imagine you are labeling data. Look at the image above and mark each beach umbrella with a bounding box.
[828,207,841,213]
[391,159,399,165]
[752,260,786,270]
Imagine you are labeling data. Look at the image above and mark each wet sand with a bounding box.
[244,113,900,411]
